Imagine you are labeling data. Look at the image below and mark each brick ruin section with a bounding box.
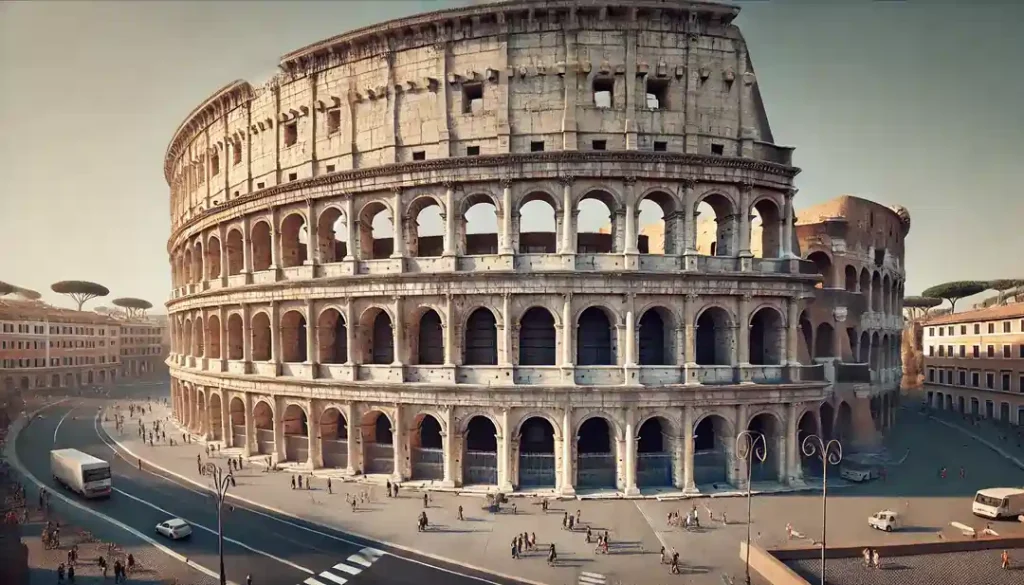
[901,319,924,390]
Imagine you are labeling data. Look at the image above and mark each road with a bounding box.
[15,383,527,585]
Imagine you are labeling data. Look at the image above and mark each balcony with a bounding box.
[752,141,795,166]
[695,365,736,385]
[512,366,562,385]
[836,362,871,384]
[790,364,826,382]
[404,365,455,384]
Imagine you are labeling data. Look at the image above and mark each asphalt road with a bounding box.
[16,384,527,585]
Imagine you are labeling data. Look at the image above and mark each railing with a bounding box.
[513,366,562,385]
[693,450,728,485]
[752,140,794,166]
[411,447,443,480]
[836,362,871,384]
[284,434,308,463]
[637,452,673,487]
[321,439,348,469]
[746,365,785,384]
[364,442,394,474]
[577,452,616,488]
[790,364,826,382]
[696,365,736,385]
[231,425,246,449]
[255,428,274,455]
[463,451,497,485]
[574,366,625,386]
[518,452,556,487]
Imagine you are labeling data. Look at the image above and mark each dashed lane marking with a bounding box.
[579,571,607,585]
[298,547,385,585]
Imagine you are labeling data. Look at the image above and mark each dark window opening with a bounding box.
[232,143,242,165]
[327,109,341,134]
[466,145,480,156]
[592,140,607,151]
[653,141,667,152]
[412,150,426,161]
[288,173,298,182]
[233,191,239,198]
[325,165,336,173]
[284,122,298,147]
[593,77,613,108]
[463,83,484,114]
[210,154,220,176]
[256,182,265,189]
[530,141,545,152]
[710,143,724,155]
[646,78,669,109]
[874,249,886,266]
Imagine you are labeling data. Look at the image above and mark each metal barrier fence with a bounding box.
[231,425,246,450]
[255,428,274,455]
[693,450,728,485]
[284,434,308,463]
[365,442,394,474]
[463,450,497,484]
[321,439,348,469]
[637,452,672,486]
[412,447,443,480]
[518,452,556,487]
[577,452,615,488]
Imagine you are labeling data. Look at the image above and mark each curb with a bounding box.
[100,408,551,585]
[4,400,234,585]
[927,415,1024,471]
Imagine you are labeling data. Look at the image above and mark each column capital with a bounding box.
[499,176,513,188]
[558,174,575,186]
[622,176,637,186]
[679,178,696,191]
[738,180,754,193]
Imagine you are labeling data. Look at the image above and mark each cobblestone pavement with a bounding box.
[787,547,1024,585]
[113,387,1024,585]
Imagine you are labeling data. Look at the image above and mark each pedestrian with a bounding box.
[306,474,311,489]
[127,553,135,574]
[138,458,143,471]
[230,473,236,487]
[387,480,392,497]
[67,564,75,583]
[670,552,680,574]
[660,545,667,563]
[940,467,947,479]
[960,466,966,479]
[57,563,66,584]
[575,509,581,524]
[511,538,518,559]
[394,483,400,498]
[327,478,332,494]
[722,512,728,525]
[457,505,464,520]
[423,493,429,508]
[247,575,253,585]
[586,527,593,543]
[530,532,536,549]
[872,549,881,569]
[512,502,517,515]
[238,456,243,469]
[562,512,568,530]
[351,497,357,512]
[98,556,107,578]
[547,543,557,566]
[291,476,296,490]
[541,498,548,512]
[298,475,303,489]
[1002,549,1011,570]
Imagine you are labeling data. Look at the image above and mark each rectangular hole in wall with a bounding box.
[327,109,341,134]
[284,122,298,147]
[412,150,426,161]
[592,140,607,151]
[466,145,480,156]
[653,141,667,152]
[232,143,242,165]
[325,165,336,173]
[288,173,298,182]
[710,143,724,155]
[233,191,239,199]
[530,141,545,152]
[463,83,483,114]
[256,182,265,189]
[646,78,669,109]
[593,78,613,108]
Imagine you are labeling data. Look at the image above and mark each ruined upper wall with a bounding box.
[795,195,910,271]
[165,0,794,232]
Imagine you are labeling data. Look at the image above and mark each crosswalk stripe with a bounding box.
[579,572,606,585]
[303,578,328,585]
[580,572,605,580]
[347,553,373,567]
[332,563,362,575]
[361,546,385,559]
[317,571,348,585]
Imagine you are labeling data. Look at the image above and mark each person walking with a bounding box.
[562,511,568,530]
[872,549,881,569]
[457,505,464,520]
[291,476,296,490]
[660,546,667,564]
[386,480,392,497]
[67,564,75,583]
[1002,549,1011,570]
[670,552,680,574]
[547,544,557,566]
[511,538,518,559]
[247,575,253,585]
[423,493,429,508]
[327,478,332,494]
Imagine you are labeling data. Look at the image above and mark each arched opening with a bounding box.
[871,272,882,312]
[798,312,813,364]
[206,237,222,280]
[362,411,394,474]
[577,307,615,366]
[464,308,498,366]
[209,394,223,441]
[195,392,206,434]
[317,207,349,262]
[225,229,244,275]
[859,268,871,300]
[320,408,348,469]
[463,416,498,485]
[253,400,274,455]
[206,315,221,360]
[462,197,498,255]
[519,308,556,366]
[368,310,394,365]
[844,265,858,293]
[945,394,953,411]
[696,307,733,366]
[797,411,819,477]
[50,374,61,388]
[317,309,348,364]
[870,331,880,370]
[518,194,557,253]
[638,307,673,365]
[858,331,870,363]
[750,198,782,258]
[882,275,892,315]
[281,404,309,463]
[193,316,205,358]
[694,193,736,256]
[577,191,616,254]
[518,416,556,488]
[280,311,308,363]
[806,252,833,289]
[577,417,616,489]
[637,417,673,487]
[181,249,192,285]
[410,198,444,257]
[835,402,853,442]
[416,310,443,365]
[251,221,272,271]
[226,314,243,360]
[747,413,782,482]
[880,334,890,371]
[230,397,246,448]
[411,414,443,480]
[814,322,835,358]
[63,373,74,388]
[749,307,784,365]
[819,402,835,440]
[280,213,308,268]
[359,201,394,260]
[693,414,731,486]
[637,193,675,254]
[251,312,272,362]
[182,319,193,357]
[191,241,203,283]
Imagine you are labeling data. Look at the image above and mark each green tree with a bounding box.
[902,296,942,320]
[51,281,110,311]
[112,297,153,320]
[920,281,990,315]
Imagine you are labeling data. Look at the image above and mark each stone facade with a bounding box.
[163,1,901,494]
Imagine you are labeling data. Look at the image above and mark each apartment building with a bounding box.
[922,303,1024,425]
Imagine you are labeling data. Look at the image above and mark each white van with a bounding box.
[840,464,878,483]
[972,488,1024,519]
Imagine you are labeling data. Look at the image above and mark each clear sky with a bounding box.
[1,0,1020,312]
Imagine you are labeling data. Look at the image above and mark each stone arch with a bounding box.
[250,220,273,271]
[317,205,349,263]
[250,311,272,361]
[64,373,74,388]
[577,415,617,488]
[882,274,892,314]
[694,191,737,256]
[859,268,871,298]
[415,308,444,365]
[871,272,882,312]
[844,265,858,293]
[637,190,678,255]
[410,412,443,480]
[858,330,870,363]
[517,190,559,254]
[814,322,835,358]
[637,416,674,487]
[361,409,394,474]
[746,411,783,482]
[182,318,193,356]
[281,402,309,463]
[463,415,499,485]
[819,402,835,440]
[206,235,222,280]
[191,239,204,283]
[464,307,498,366]
[519,307,557,366]
[206,314,221,360]
[279,212,308,268]
[226,313,243,360]
[358,306,395,365]
[320,407,348,469]
[357,199,394,260]
[280,310,308,363]
[229,396,245,446]
[517,415,557,488]
[870,331,880,370]
[693,412,733,486]
[577,305,617,366]
[750,196,782,258]
[638,305,675,365]
[225,228,244,275]
[208,393,223,441]
[195,390,207,434]
[835,401,853,442]
[750,306,785,365]
[192,315,205,358]
[806,251,833,289]
[576,189,619,254]
[407,195,444,258]
[461,192,499,256]
[316,307,348,364]
[695,305,734,366]
[797,409,819,476]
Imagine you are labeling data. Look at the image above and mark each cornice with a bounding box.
[164,80,254,183]
[167,151,800,245]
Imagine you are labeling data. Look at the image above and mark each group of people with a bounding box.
[862,547,882,569]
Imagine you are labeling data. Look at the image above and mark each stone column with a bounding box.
[738,184,752,260]
[243,217,254,275]
[443,294,456,366]
[782,188,796,258]
[220,388,231,448]
[559,176,574,254]
[624,300,637,366]
[738,294,752,366]
[305,299,318,378]
[443,183,456,257]
[218,306,227,367]
[734,403,748,487]
[560,407,576,495]
[499,179,513,255]
[684,294,699,384]
[392,296,403,366]
[218,224,228,282]
[305,199,318,266]
[391,188,405,259]
[344,297,356,366]
[682,179,697,255]
[243,393,255,457]
[307,400,320,469]
[561,294,574,366]
[391,405,404,481]
[786,297,800,366]
[500,293,512,367]
[269,208,281,271]
[623,179,638,255]
[683,404,696,492]
[786,402,802,484]
[499,408,513,491]
[269,301,280,368]
[272,396,285,464]
[344,403,358,475]
[623,410,639,495]
[345,197,357,261]
[441,406,455,487]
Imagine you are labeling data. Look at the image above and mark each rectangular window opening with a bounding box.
[592,140,607,151]
[284,122,298,147]
[288,172,298,182]
[232,142,242,165]
[256,182,265,190]
[466,145,480,156]
[710,143,724,155]
[325,165,336,174]
[646,78,669,110]
[653,141,668,152]
[530,141,545,152]
[412,151,426,161]
[593,77,614,109]
[210,154,220,176]
[463,83,484,114]
[327,109,341,134]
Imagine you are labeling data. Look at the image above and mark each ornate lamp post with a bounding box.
[801,435,843,585]
[203,462,232,585]
[735,430,767,585]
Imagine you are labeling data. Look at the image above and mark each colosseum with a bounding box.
[165,0,907,495]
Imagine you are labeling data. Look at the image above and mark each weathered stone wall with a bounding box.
[901,319,924,390]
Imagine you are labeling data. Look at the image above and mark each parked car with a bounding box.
[840,465,879,483]
[868,510,900,532]
[156,518,192,540]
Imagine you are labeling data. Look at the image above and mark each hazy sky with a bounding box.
[1,0,1021,312]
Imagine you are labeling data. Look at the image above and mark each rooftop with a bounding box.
[0,299,120,326]
[923,302,1024,326]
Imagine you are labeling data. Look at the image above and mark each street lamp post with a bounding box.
[735,430,767,585]
[203,462,232,585]
[800,434,843,585]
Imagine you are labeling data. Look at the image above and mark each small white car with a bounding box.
[868,510,900,532]
[840,466,878,483]
[156,518,192,540]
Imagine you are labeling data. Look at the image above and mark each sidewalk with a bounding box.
[104,402,711,585]
[927,409,1024,470]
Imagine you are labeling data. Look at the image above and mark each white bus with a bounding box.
[972,487,1024,519]
[50,449,112,498]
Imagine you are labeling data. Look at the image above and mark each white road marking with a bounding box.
[6,401,235,585]
[111,486,314,574]
[361,547,385,559]
[347,552,373,568]
[95,410,525,585]
[317,571,348,585]
[303,578,328,585]
[331,563,362,575]
[53,405,77,444]
[634,500,671,551]
[579,571,607,584]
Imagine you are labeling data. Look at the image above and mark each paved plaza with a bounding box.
[102,387,1024,585]
[787,547,1024,585]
